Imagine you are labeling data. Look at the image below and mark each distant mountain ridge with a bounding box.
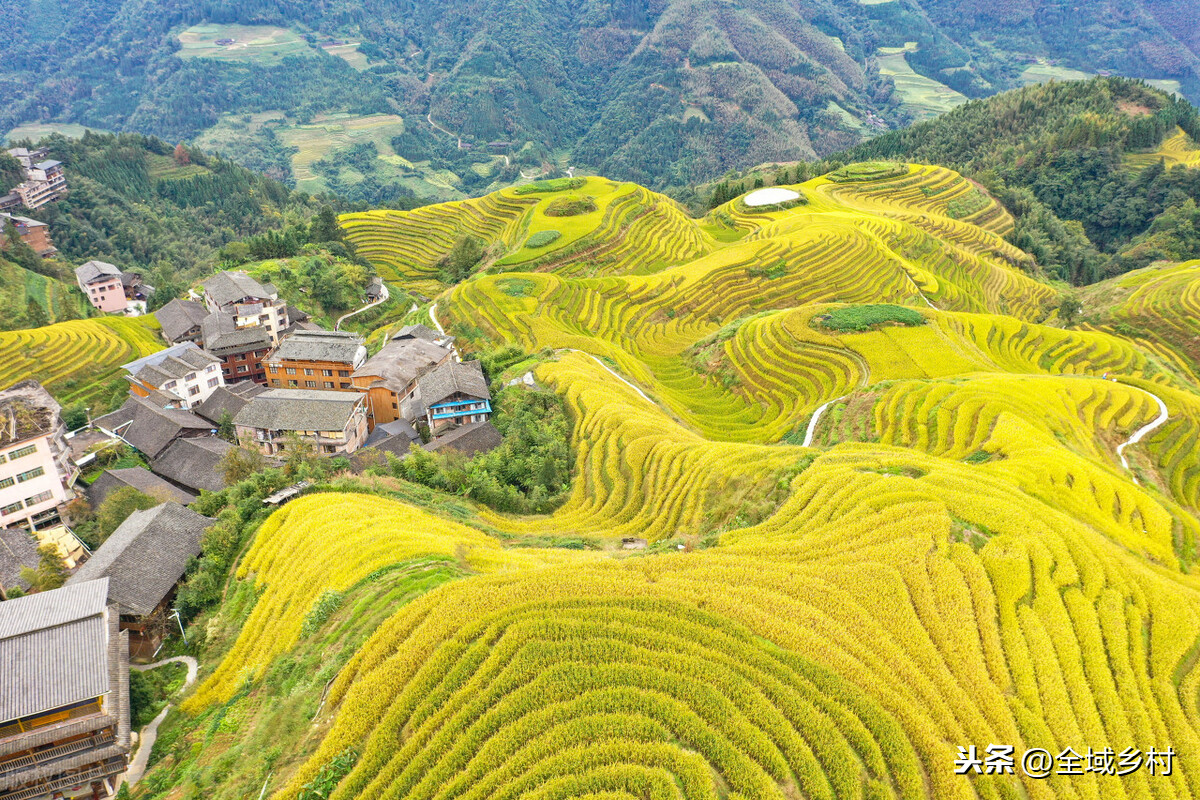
[2,0,1200,193]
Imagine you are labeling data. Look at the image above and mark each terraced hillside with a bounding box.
[0,316,162,407]
[145,165,1200,800]
[1126,127,1200,171]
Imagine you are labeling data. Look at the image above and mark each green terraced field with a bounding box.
[175,24,317,65]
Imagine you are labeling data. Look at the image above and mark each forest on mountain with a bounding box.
[4,0,1200,196]
[844,78,1200,283]
[4,130,343,299]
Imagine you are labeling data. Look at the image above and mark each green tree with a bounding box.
[96,486,158,543]
[217,410,237,443]
[219,446,267,484]
[62,402,89,431]
[309,206,343,243]
[25,298,48,328]
[439,235,486,284]
[20,543,69,592]
[1058,295,1083,327]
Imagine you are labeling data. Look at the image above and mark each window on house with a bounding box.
[338,371,349,378]
[24,490,53,505]
[322,369,333,377]
[0,501,23,516]
[321,382,331,388]
[272,380,282,388]
[285,368,296,375]
[189,386,201,396]
[340,383,350,390]
[208,377,220,387]
[304,369,314,376]
[0,477,14,489]
[7,445,37,460]
[289,381,298,388]
[16,467,44,483]
[305,381,317,388]
[237,365,249,373]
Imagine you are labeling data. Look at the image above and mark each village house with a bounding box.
[351,333,453,429]
[120,272,155,315]
[412,359,493,433]
[199,271,290,344]
[4,147,68,210]
[150,437,235,496]
[154,299,209,346]
[264,330,367,392]
[94,395,216,460]
[0,579,130,800]
[234,389,368,456]
[122,342,224,410]
[0,528,39,596]
[193,382,267,427]
[0,381,77,533]
[74,261,126,314]
[0,212,55,257]
[88,467,197,508]
[201,312,273,385]
[68,503,212,660]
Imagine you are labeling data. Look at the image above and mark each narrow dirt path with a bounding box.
[336,284,389,331]
[429,302,445,334]
[123,656,199,787]
[1116,387,1169,485]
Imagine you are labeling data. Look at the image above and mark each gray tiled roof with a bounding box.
[89,467,197,507]
[98,396,214,459]
[424,421,503,456]
[122,343,220,388]
[74,260,122,285]
[201,312,272,354]
[392,324,439,342]
[194,382,268,425]
[269,330,366,366]
[67,504,211,617]
[155,299,208,343]
[353,338,449,393]
[152,437,234,494]
[201,271,275,307]
[234,389,363,433]
[417,359,491,408]
[0,578,111,723]
[0,528,40,591]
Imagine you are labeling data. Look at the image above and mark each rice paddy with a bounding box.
[159,163,1200,800]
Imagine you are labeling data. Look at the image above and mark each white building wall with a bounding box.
[0,435,71,530]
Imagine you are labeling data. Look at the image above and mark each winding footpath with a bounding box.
[429,302,445,335]
[1116,387,1170,485]
[802,395,850,448]
[123,656,199,787]
[336,284,390,331]
[569,350,655,405]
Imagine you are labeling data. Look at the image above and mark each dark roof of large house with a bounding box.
[123,342,220,388]
[0,528,40,592]
[268,330,366,365]
[155,299,209,343]
[89,467,197,507]
[417,359,491,407]
[74,260,122,285]
[201,312,272,355]
[194,381,268,425]
[152,437,234,494]
[352,338,449,393]
[0,379,61,447]
[201,271,275,307]
[363,419,420,456]
[423,421,503,457]
[68,504,211,617]
[234,389,363,433]
[95,396,214,459]
[392,324,440,342]
[0,578,112,723]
